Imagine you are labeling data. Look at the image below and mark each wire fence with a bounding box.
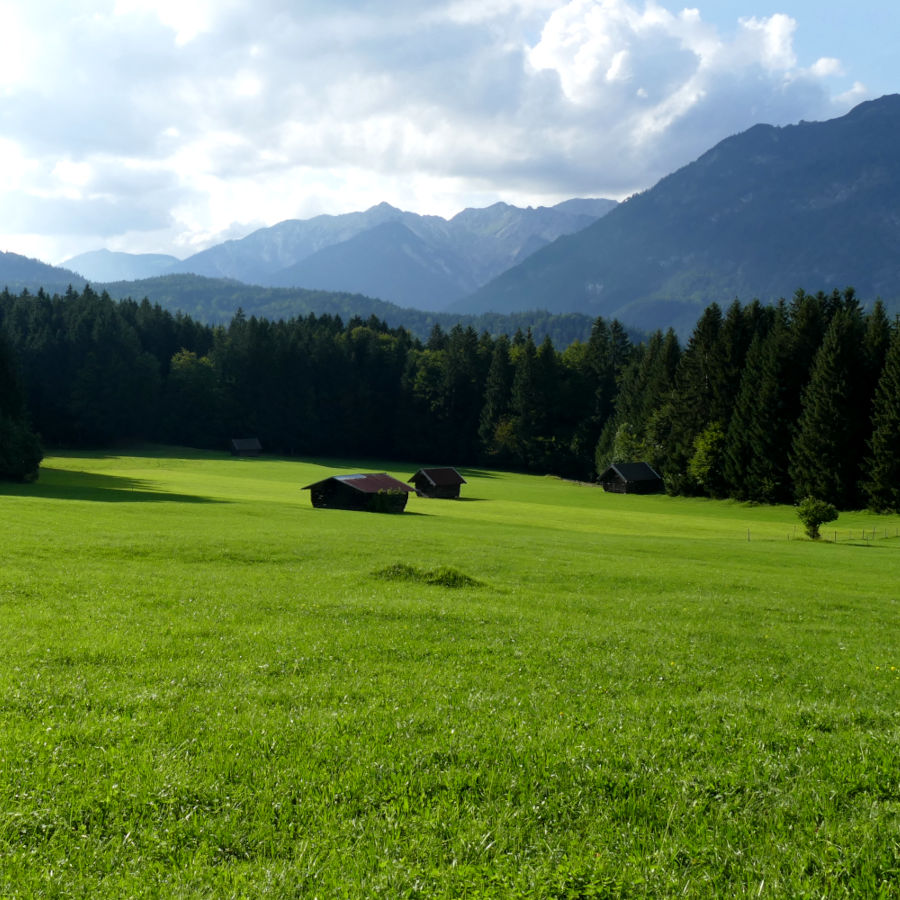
[742,526,900,542]
[777,526,900,543]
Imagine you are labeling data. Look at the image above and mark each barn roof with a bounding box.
[302,473,415,494]
[600,462,662,482]
[408,467,467,487]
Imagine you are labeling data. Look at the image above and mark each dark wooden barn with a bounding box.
[230,437,262,457]
[408,467,467,499]
[302,473,415,513]
[598,462,664,494]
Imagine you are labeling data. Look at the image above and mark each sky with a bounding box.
[0,0,896,265]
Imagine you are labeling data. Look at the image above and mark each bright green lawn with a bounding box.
[1,449,898,898]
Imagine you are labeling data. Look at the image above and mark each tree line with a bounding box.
[0,284,898,512]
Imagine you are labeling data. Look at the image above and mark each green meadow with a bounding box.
[1,449,898,898]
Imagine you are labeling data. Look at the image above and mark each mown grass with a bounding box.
[1,448,898,897]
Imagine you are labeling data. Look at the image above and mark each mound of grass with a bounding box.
[373,562,484,588]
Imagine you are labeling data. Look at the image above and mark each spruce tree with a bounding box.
[864,300,891,374]
[863,321,900,512]
[723,304,794,503]
[0,325,42,482]
[478,334,514,460]
[744,307,795,503]
[510,332,539,467]
[597,329,679,474]
[789,307,866,507]
[721,332,766,500]
[659,303,726,485]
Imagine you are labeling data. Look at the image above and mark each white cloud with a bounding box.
[0,0,873,262]
[526,1,859,180]
[0,139,36,190]
[809,57,843,78]
[112,0,219,45]
[0,3,35,90]
[835,80,868,107]
[736,13,797,70]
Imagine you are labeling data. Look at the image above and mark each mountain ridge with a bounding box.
[61,198,616,308]
[455,94,900,332]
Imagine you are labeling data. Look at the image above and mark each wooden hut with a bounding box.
[598,462,663,494]
[230,437,262,457]
[408,467,467,499]
[302,473,415,513]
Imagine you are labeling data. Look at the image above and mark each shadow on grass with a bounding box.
[48,446,509,480]
[307,506,432,517]
[0,468,223,504]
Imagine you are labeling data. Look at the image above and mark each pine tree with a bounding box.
[722,304,794,503]
[721,332,766,500]
[863,321,900,512]
[789,307,866,507]
[594,329,679,473]
[0,324,42,482]
[745,307,795,503]
[478,334,513,458]
[659,303,726,483]
[510,333,539,467]
[864,300,891,374]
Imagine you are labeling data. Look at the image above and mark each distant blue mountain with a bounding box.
[267,221,469,311]
[164,199,616,308]
[63,249,180,283]
[53,199,615,311]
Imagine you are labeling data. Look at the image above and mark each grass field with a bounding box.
[1,448,898,898]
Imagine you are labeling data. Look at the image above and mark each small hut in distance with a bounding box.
[231,438,262,457]
[408,467,467,499]
[302,473,415,513]
[598,462,663,494]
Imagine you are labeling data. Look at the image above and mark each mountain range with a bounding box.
[5,95,900,337]
[62,198,617,311]
[459,94,900,332]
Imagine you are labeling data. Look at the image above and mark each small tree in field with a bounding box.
[797,496,838,540]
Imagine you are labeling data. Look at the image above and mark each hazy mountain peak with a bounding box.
[10,196,617,307]
[63,249,181,282]
[366,201,403,213]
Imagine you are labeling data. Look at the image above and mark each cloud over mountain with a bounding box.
[0,1,869,263]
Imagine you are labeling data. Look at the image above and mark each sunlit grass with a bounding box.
[1,448,898,897]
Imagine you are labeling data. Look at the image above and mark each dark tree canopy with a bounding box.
[0,317,42,481]
[0,284,896,508]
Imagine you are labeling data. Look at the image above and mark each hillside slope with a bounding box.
[457,95,900,332]
[0,252,86,295]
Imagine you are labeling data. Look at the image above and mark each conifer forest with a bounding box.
[1,285,899,512]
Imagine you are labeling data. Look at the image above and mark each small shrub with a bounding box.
[797,496,838,540]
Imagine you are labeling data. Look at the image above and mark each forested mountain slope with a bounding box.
[458,95,900,332]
